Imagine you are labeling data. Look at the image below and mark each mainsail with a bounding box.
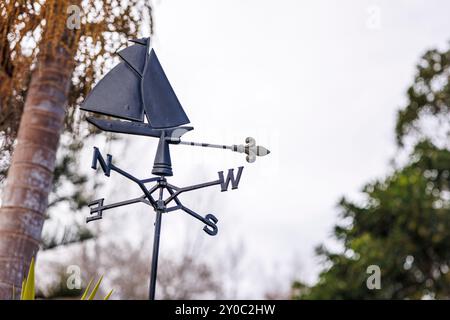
[80,58,144,121]
[81,37,190,129]
[141,49,190,129]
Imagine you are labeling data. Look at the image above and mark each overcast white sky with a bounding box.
[80,0,450,298]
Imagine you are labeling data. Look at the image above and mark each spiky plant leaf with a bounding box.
[20,280,25,299]
[80,278,94,300]
[103,289,114,300]
[87,276,103,300]
[15,263,113,300]
[21,258,35,300]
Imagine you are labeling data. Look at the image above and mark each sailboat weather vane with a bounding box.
[80,37,270,300]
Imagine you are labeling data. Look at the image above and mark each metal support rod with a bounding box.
[149,186,165,300]
[148,210,162,300]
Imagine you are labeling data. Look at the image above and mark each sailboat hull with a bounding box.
[86,117,193,139]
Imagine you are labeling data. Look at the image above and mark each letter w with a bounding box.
[91,147,112,177]
[218,166,244,192]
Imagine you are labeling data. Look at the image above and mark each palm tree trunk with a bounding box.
[0,49,73,299]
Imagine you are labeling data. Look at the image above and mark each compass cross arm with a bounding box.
[91,147,157,202]
[163,179,222,205]
[180,206,219,236]
[86,195,150,223]
[91,146,139,182]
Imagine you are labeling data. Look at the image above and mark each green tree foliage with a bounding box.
[396,48,450,146]
[293,46,450,299]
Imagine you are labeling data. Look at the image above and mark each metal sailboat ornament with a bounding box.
[81,37,270,299]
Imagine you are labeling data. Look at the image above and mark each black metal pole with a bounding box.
[149,185,164,300]
[149,209,162,300]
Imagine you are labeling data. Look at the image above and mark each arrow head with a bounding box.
[256,145,270,156]
[243,137,270,163]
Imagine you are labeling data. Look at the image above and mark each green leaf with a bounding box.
[20,279,25,300]
[103,289,114,300]
[80,278,93,300]
[21,258,35,300]
[87,276,103,300]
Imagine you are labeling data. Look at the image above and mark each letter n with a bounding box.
[91,147,112,177]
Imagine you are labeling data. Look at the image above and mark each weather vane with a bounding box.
[80,37,270,300]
